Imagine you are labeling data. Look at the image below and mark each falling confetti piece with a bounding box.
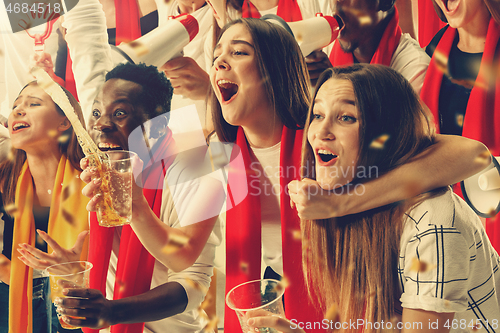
[155,106,164,114]
[47,129,58,138]
[185,278,209,294]
[128,41,149,57]
[240,261,249,274]
[358,15,372,25]
[198,293,214,313]
[291,229,301,240]
[296,32,303,44]
[410,258,436,273]
[324,303,340,323]
[96,319,110,330]
[369,134,390,149]
[475,150,491,164]
[162,232,190,254]
[488,208,497,217]
[116,279,127,293]
[58,133,71,144]
[61,209,75,225]
[456,114,464,127]
[202,316,218,332]
[433,49,448,74]
[36,234,46,247]
[4,203,18,216]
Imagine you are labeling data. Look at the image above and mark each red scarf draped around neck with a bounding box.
[420,17,500,249]
[84,131,176,333]
[242,0,303,21]
[329,7,402,66]
[225,126,326,332]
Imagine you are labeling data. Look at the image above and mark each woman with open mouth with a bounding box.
[209,17,491,333]
[0,81,89,333]
[251,64,500,333]
[421,0,500,250]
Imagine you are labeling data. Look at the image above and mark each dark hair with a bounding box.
[431,0,500,24]
[302,64,442,331]
[0,81,85,204]
[105,62,173,120]
[211,18,311,142]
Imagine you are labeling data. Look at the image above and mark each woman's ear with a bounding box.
[58,117,71,132]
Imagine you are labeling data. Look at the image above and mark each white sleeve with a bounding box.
[62,0,113,123]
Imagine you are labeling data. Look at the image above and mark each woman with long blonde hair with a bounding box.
[0,81,89,333]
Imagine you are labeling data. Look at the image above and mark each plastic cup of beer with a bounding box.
[44,261,93,330]
[226,279,286,333]
[91,150,136,227]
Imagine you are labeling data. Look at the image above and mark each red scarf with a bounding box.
[114,0,141,44]
[241,0,303,21]
[225,127,325,332]
[417,0,446,48]
[420,17,500,249]
[84,131,177,333]
[329,8,402,66]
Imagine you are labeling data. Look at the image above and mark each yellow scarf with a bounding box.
[9,155,89,333]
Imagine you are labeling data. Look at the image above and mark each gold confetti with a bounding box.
[324,303,340,323]
[291,229,301,240]
[162,232,190,254]
[185,278,209,294]
[296,32,303,44]
[36,234,45,247]
[198,293,214,313]
[155,106,164,114]
[47,129,58,138]
[488,208,497,218]
[272,278,289,294]
[410,258,436,273]
[456,114,464,127]
[61,209,75,225]
[96,319,110,330]
[58,133,71,144]
[4,203,18,216]
[475,150,491,163]
[240,261,249,274]
[202,316,219,332]
[433,49,449,74]
[128,41,149,57]
[444,299,450,308]
[0,256,8,266]
[116,279,127,293]
[358,15,372,26]
[369,134,390,149]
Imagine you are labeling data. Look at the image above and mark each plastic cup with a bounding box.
[44,261,93,330]
[90,150,135,227]
[226,279,286,333]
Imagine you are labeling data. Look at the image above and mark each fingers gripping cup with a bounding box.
[91,150,136,227]
[226,279,286,333]
[44,261,93,330]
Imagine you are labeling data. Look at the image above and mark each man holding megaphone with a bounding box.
[309,0,429,93]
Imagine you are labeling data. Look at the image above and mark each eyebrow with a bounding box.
[314,98,356,106]
[14,95,43,103]
[214,39,255,51]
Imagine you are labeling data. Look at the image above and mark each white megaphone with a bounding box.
[261,13,340,57]
[461,155,500,218]
[111,14,199,67]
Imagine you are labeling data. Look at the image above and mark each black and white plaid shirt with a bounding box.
[399,188,500,332]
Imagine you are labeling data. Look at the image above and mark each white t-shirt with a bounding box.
[107,155,223,333]
[252,142,283,277]
[399,188,500,332]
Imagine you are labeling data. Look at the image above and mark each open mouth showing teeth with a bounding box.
[217,79,239,102]
[98,142,122,151]
[12,123,29,131]
[318,149,338,163]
